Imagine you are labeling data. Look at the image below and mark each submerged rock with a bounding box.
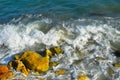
[0,65,13,79]
[55,70,66,75]
[50,61,59,67]
[50,46,63,55]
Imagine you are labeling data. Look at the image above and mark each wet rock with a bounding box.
[55,70,66,75]
[50,62,59,67]
[45,49,52,57]
[8,60,28,76]
[50,46,63,55]
[107,68,114,75]
[78,75,88,80]
[14,54,20,60]
[20,51,50,72]
[0,65,13,79]
[113,63,120,68]
[8,46,63,76]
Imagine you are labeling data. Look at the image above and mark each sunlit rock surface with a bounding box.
[8,51,50,76]
[78,75,89,80]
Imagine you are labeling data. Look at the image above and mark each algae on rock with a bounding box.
[8,46,63,76]
[20,51,50,72]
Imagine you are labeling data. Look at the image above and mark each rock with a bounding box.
[78,75,88,80]
[45,49,52,57]
[0,65,13,79]
[8,46,63,76]
[14,54,20,60]
[0,65,9,73]
[50,46,63,55]
[107,68,114,75]
[8,60,28,76]
[55,70,66,75]
[113,63,120,68]
[50,62,59,67]
[20,51,50,72]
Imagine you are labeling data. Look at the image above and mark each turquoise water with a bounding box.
[0,0,120,80]
[1,0,120,23]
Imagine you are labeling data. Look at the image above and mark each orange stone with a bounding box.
[0,65,9,73]
[0,65,13,79]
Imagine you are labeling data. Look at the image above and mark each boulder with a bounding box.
[20,51,50,72]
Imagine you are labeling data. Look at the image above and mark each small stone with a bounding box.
[78,75,88,80]
[113,63,120,68]
[108,68,114,75]
[50,46,63,55]
[0,65,13,79]
[55,70,66,75]
[50,62,59,67]
[45,49,52,57]
[8,60,28,76]
[14,54,20,60]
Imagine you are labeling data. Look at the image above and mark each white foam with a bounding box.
[0,18,120,79]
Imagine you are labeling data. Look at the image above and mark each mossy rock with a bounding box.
[20,51,50,72]
[50,46,63,55]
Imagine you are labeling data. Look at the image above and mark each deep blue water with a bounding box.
[1,0,120,23]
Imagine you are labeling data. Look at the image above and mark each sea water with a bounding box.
[0,0,120,80]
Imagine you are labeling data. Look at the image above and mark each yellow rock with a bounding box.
[21,51,49,72]
[113,63,120,68]
[45,49,52,57]
[14,54,20,60]
[8,60,28,76]
[108,68,114,75]
[50,62,59,67]
[50,46,63,55]
[55,70,66,75]
[78,75,88,80]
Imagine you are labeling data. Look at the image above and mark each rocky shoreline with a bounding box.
[0,45,120,80]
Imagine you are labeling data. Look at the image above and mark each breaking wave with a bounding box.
[0,15,120,80]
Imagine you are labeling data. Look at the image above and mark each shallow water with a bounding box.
[0,0,120,80]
